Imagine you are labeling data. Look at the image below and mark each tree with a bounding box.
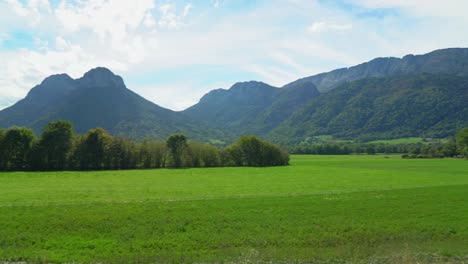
[81,128,110,170]
[166,134,187,168]
[105,137,137,170]
[38,120,74,170]
[456,127,468,158]
[139,139,166,169]
[0,129,5,169]
[0,127,35,170]
[223,143,243,166]
[199,144,221,167]
[237,136,263,166]
[224,135,289,167]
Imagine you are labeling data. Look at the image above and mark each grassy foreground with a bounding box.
[0,155,467,263]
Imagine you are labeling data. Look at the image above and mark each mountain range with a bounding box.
[0,67,226,142]
[1,48,467,145]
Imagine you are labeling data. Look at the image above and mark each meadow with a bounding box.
[0,155,467,263]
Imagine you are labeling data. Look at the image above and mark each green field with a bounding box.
[1,155,467,263]
[367,137,450,144]
[367,137,425,144]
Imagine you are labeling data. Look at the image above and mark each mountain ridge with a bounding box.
[1,48,467,145]
[0,67,228,142]
[269,73,468,143]
[183,80,320,135]
[284,47,468,92]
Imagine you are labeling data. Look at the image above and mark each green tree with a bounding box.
[442,137,458,157]
[105,137,137,170]
[0,129,5,169]
[82,128,111,170]
[223,143,243,166]
[139,139,166,169]
[456,127,468,158]
[166,134,187,168]
[28,139,44,171]
[224,135,289,167]
[237,135,263,166]
[38,120,74,170]
[199,144,221,167]
[0,127,35,170]
[68,135,86,170]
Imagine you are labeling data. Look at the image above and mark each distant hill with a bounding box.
[183,81,320,135]
[269,74,468,143]
[0,67,226,141]
[285,48,468,92]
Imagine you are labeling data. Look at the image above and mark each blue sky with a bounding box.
[1,0,467,110]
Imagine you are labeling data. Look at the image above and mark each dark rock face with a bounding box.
[26,73,76,104]
[78,67,126,88]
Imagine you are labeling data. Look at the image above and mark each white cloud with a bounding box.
[7,0,30,16]
[143,12,157,27]
[351,0,468,18]
[6,0,51,24]
[211,0,220,8]
[158,3,191,29]
[134,82,214,111]
[34,37,49,51]
[55,36,69,51]
[183,3,192,17]
[307,21,353,33]
[0,0,467,111]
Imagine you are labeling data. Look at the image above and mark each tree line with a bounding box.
[292,127,468,158]
[0,121,289,171]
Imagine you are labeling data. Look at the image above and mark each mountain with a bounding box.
[0,67,226,141]
[285,48,468,92]
[185,48,468,144]
[183,81,320,135]
[269,74,468,143]
[2,48,467,145]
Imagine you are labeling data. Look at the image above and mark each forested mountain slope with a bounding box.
[269,74,468,143]
[183,81,320,135]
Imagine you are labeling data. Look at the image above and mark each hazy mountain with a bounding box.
[183,81,320,135]
[0,67,226,141]
[269,74,468,143]
[285,48,468,92]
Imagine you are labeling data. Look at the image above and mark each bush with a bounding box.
[224,136,289,167]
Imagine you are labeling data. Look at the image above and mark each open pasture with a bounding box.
[0,155,467,263]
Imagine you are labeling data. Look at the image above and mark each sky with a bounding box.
[0,0,467,111]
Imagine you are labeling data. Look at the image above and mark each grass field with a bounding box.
[0,155,467,263]
[367,137,450,144]
[367,137,425,144]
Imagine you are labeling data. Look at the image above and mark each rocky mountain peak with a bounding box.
[79,67,125,88]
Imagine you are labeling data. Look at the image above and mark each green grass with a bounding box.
[367,137,424,144]
[0,155,467,263]
[313,135,354,143]
[208,139,226,145]
[367,137,450,144]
